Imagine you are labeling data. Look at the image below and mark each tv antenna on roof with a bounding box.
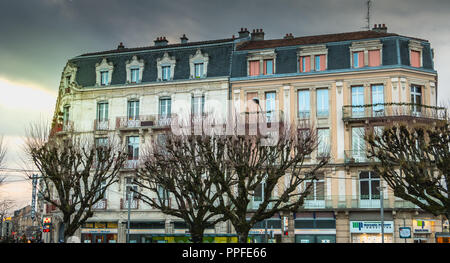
[364,0,372,30]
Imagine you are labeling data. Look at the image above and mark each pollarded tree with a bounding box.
[24,124,127,241]
[205,122,329,243]
[365,120,450,220]
[135,132,228,243]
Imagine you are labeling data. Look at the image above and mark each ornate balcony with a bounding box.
[342,103,447,124]
[296,195,419,210]
[94,119,109,131]
[123,159,139,170]
[120,198,139,209]
[92,199,107,210]
[344,150,369,164]
[116,115,156,130]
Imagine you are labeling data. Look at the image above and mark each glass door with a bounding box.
[371,85,384,116]
[352,86,365,118]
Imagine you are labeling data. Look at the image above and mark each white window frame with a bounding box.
[126,56,145,84]
[95,58,114,86]
[297,44,328,72]
[189,49,209,79]
[157,52,176,81]
[349,40,383,69]
[246,49,276,76]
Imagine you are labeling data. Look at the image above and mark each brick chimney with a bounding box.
[251,29,265,41]
[154,36,168,46]
[372,23,387,33]
[180,34,188,44]
[117,42,125,50]
[238,28,250,38]
[283,33,294,40]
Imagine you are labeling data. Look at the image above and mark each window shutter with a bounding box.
[368,50,381,67]
[411,50,420,67]
[249,60,260,76]
[320,54,326,71]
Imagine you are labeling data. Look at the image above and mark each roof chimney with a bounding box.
[283,33,294,40]
[154,36,168,46]
[238,28,250,38]
[180,34,188,44]
[117,42,125,50]
[372,23,387,33]
[251,28,265,41]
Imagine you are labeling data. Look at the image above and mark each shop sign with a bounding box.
[350,221,394,233]
[399,227,411,238]
[81,228,117,234]
[413,220,432,233]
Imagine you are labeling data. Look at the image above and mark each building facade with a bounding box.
[43,25,448,243]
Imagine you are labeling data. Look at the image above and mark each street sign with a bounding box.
[399,227,411,238]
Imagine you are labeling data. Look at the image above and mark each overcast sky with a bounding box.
[1,0,449,211]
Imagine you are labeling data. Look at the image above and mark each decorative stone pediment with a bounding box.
[189,49,209,79]
[95,58,114,86]
[297,44,328,56]
[157,52,176,81]
[61,62,78,93]
[125,56,145,84]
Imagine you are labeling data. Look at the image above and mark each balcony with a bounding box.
[120,198,139,209]
[92,199,107,210]
[344,150,370,164]
[94,119,110,131]
[297,195,419,210]
[342,103,447,123]
[123,159,139,170]
[153,114,176,129]
[116,115,156,130]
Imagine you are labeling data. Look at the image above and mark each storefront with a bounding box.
[350,221,394,243]
[81,222,118,243]
[294,212,336,243]
[248,219,281,243]
[128,221,166,243]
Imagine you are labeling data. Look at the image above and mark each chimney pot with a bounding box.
[251,28,265,41]
[117,42,125,49]
[154,36,168,46]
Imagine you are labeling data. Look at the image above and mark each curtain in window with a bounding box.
[371,85,384,116]
[352,86,365,117]
[410,50,420,67]
[298,90,310,118]
[368,50,381,67]
[316,89,329,117]
[249,60,260,76]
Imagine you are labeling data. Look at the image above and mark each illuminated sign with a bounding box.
[350,221,394,233]
[43,217,52,224]
[399,227,411,238]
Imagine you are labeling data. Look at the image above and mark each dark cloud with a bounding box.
[0,0,449,102]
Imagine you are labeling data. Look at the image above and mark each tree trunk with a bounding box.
[190,227,204,243]
[237,231,249,243]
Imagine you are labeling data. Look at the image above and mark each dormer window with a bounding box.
[263,59,274,75]
[131,68,139,83]
[189,49,209,79]
[409,40,423,68]
[65,76,71,87]
[95,58,113,86]
[247,50,276,77]
[157,52,176,81]
[194,63,204,78]
[100,71,109,86]
[298,45,327,73]
[162,66,171,81]
[350,40,383,69]
[126,56,144,84]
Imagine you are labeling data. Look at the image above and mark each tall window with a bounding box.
[298,90,310,119]
[316,89,329,117]
[305,174,324,201]
[97,102,108,122]
[128,100,139,120]
[368,50,381,67]
[127,136,139,160]
[125,177,138,200]
[159,98,172,118]
[353,51,364,68]
[130,68,139,83]
[411,85,422,114]
[254,182,264,202]
[63,105,70,125]
[192,95,205,116]
[352,86,365,117]
[299,56,311,73]
[95,137,108,148]
[263,59,274,75]
[162,66,170,81]
[371,85,384,116]
[100,71,109,85]
[359,171,380,201]
[194,63,204,78]
[265,92,276,122]
[317,129,330,157]
[249,60,260,76]
[352,127,365,161]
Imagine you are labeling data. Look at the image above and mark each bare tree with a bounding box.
[365,120,450,220]
[24,123,128,241]
[205,123,329,243]
[135,133,227,243]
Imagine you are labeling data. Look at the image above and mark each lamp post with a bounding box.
[377,186,386,243]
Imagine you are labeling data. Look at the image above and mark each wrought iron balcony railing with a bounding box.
[344,150,369,164]
[92,199,107,210]
[116,115,157,129]
[343,103,447,121]
[94,119,109,131]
